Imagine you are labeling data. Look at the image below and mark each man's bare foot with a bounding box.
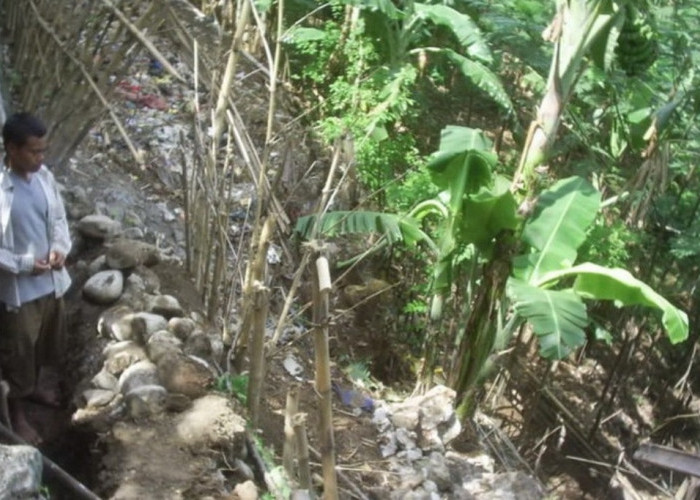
[27,386,61,408]
[8,399,43,445]
[12,416,43,445]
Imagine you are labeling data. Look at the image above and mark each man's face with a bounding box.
[7,136,47,177]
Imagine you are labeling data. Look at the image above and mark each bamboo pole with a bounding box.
[247,280,270,428]
[293,412,312,492]
[311,250,338,500]
[283,386,300,479]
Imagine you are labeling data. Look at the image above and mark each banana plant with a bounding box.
[508,176,688,359]
[425,125,518,320]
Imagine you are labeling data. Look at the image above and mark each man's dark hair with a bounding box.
[2,112,47,148]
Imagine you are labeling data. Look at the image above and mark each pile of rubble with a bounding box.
[370,385,544,499]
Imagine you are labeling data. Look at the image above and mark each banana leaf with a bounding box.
[514,176,600,283]
[459,178,519,251]
[415,3,492,63]
[294,211,436,251]
[508,278,589,359]
[427,126,495,204]
[443,49,515,115]
[537,263,689,344]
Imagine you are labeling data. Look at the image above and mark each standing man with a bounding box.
[0,112,71,445]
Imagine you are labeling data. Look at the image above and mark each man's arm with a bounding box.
[0,248,47,274]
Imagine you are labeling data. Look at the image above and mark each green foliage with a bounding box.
[215,373,249,405]
[386,166,439,213]
[579,217,638,269]
[343,360,373,386]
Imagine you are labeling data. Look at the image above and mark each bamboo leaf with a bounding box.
[537,263,689,344]
[508,279,588,359]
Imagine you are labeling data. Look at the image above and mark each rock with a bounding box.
[63,185,92,221]
[91,368,119,391]
[417,386,461,450]
[71,393,125,432]
[134,265,161,293]
[184,331,213,359]
[147,294,184,318]
[157,353,215,398]
[83,388,117,407]
[124,384,168,418]
[97,305,133,338]
[387,385,461,452]
[210,335,224,360]
[147,329,183,363]
[124,273,147,296]
[231,480,258,500]
[134,312,169,341]
[168,317,196,341]
[123,226,145,240]
[106,238,160,269]
[176,394,246,450]
[77,214,122,240]
[463,471,544,500]
[103,341,148,375]
[446,451,494,481]
[88,254,107,275]
[389,403,420,431]
[83,270,124,304]
[395,427,418,450]
[108,314,147,343]
[118,360,160,395]
[424,452,452,492]
[379,431,398,457]
[110,312,168,344]
[0,445,43,500]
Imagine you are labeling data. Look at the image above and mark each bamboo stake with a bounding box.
[283,386,300,479]
[311,249,338,500]
[293,412,312,492]
[247,280,270,428]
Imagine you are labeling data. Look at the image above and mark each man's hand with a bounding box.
[32,259,51,274]
[48,251,66,269]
